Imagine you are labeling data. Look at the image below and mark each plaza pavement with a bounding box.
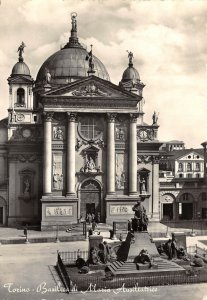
[0,223,207,300]
[0,237,207,300]
[0,221,205,244]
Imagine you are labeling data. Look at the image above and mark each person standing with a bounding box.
[88,213,92,225]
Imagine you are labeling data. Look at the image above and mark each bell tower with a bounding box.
[119,51,145,125]
[7,42,37,138]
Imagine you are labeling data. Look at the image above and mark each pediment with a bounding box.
[43,76,139,100]
[179,151,203,161]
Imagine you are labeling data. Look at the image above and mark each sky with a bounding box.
[0,0,206,148]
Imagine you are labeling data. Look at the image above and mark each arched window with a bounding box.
[178,163,183,171]
[17,88,25,105]
[187,163,192,171]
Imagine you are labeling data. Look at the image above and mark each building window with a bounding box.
[178,163,183,172]
[201,192,207,201]
[16,88,25,106]
[179,173,183,178]
[78,117,102,141]
[195,163,200,171]
[181,193,189,201]
[187,163,192,171]
[187,173,192,178]
[195,173,200,178]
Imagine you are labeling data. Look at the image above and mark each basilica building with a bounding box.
[0,14,162,229]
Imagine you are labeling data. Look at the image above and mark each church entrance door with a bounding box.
[86,203,95,215]
[80,179,101,221]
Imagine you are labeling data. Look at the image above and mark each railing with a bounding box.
[59,250,89,264]
[56,252,71,293]
[61,271,207,292]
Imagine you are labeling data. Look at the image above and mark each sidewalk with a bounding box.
[0,222,206,246]
[0,223,112,244]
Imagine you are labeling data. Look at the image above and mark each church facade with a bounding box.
[0,14,162,229]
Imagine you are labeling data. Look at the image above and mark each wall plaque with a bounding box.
[110,205,133,215]
[46,206,73,217]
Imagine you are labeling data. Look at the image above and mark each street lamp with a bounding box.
[197,211,201,235]
[55,224,60,243]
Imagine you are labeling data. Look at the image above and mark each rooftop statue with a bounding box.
[152,111,159,125]
[71,12,77,31]
[127,50,133,65]
[86,45,95,74]
[17,42,26,61]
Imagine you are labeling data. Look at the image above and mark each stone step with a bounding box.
[108,257,185,276]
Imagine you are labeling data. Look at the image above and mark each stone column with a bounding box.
[201,142,207,182]
[151,156,160,220]
[66,113,77,196]
[43,112,53,195]
[107,113,116,194]
[129,114,138,195]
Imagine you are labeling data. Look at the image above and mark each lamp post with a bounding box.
[197,211,201,235]
[55,224,60,243]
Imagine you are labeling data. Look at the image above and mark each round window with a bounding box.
[78,117,102,141]
[188,155,191,159]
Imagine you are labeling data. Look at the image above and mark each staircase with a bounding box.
[107,257,185,276]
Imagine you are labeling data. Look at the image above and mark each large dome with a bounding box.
[36,47,110,85]
[36,14,110,86]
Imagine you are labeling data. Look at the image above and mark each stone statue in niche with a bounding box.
[23,178,30,195]
[139,177,147,194]
[53,127,64,140]
[84,156,97,173]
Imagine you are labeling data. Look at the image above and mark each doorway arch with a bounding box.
[79,179,102,221]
